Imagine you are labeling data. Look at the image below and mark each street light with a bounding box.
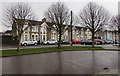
[70,11,73,46]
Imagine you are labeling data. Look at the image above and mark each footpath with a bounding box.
[100,44,120,51]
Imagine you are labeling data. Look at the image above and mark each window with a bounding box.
[54,33,56,39]
[79,31,81,34]
[36,35,38,40]
[52,33,53,38]
[40,35,42,42]
[21,35,24,41]
[43,28,46,34]
[52,39,55,41]
[25,35,28,41]
[36,26,38,32]
[23,25,28,30]
[75,29,77,32]
[44,32,45,34]
[43,35,45,41]
[40,32,42,34]
[32,26,36,32]
[32,35,34,40]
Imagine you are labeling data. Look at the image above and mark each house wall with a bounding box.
[39,22,47,43]
[62,30,69,40]
[51,30,58,40]
[21,27,30,41]
[12,19,119,43]
[95,30,118,40]
[21,24,39,42]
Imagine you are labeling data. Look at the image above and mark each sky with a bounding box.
[0,0,119,32]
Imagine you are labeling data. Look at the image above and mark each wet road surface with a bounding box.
[2,51,119,74]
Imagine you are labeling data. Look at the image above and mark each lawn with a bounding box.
[1,46,104,56]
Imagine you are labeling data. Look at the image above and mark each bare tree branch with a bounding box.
[79,2,110,47]
[44,2,70,48]
[3,3,36,51]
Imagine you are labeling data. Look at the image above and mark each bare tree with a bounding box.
[111,15,120,47]
[79,2,110,47]
[3,3,36,51]
[44,2,70,48]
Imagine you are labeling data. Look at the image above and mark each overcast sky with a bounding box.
[0,0,119,32]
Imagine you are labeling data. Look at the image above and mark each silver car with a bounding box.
[43,39,57,45]
[21,40,38,46]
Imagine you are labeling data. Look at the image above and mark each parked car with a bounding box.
[43,39,57,45]
[95,39,105,45]
[94,37,103,40]
[72,39,80,44]
[114,40,120,44]
[105,40,114,44]
[80,40,94,45]
[21,40,38,46]
[62,40,70,44]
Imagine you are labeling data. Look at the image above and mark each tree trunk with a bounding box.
[58,33,62,49]
[92,32,95,48]
[17,41,20,51]
[17,35,21,51]
[92,31,95,75]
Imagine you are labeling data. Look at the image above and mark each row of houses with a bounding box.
[3,18,119,43]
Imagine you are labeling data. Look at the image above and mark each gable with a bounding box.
[40,22,49,28]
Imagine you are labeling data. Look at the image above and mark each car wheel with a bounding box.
[97,42,100,45]
[55,42,57,45]
[24,43,27,46]
[47,42,49,45]
[34,43,37,45]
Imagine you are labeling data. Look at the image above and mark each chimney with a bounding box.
[42,18,46,22]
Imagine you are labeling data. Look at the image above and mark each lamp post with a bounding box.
[70,11,73,46]
[114,19,117,44]
[118,24,120,47]
[115,30,117,44]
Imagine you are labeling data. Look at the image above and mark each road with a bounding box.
[1,44,119,74]
[2,51,118,74]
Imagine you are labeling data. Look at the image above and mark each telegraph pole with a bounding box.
[118,25,120,47]
[70,11,73,46]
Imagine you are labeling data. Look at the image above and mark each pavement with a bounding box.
[99,44,120,50]
[1,44,89,50]
[1,44,120,50]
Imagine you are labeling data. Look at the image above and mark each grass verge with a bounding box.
[1,46,104,56]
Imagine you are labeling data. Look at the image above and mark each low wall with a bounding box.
[2,36,19,45]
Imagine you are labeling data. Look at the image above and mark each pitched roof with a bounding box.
[4,30,12,34]
[46,22,55,27]
[15,19,44,26]
[27,20,44,26]
[4,30,12,36]
[15,19,86,29]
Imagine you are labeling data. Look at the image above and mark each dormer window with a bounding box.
[32,26,36,32]
[24,22,28,25]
